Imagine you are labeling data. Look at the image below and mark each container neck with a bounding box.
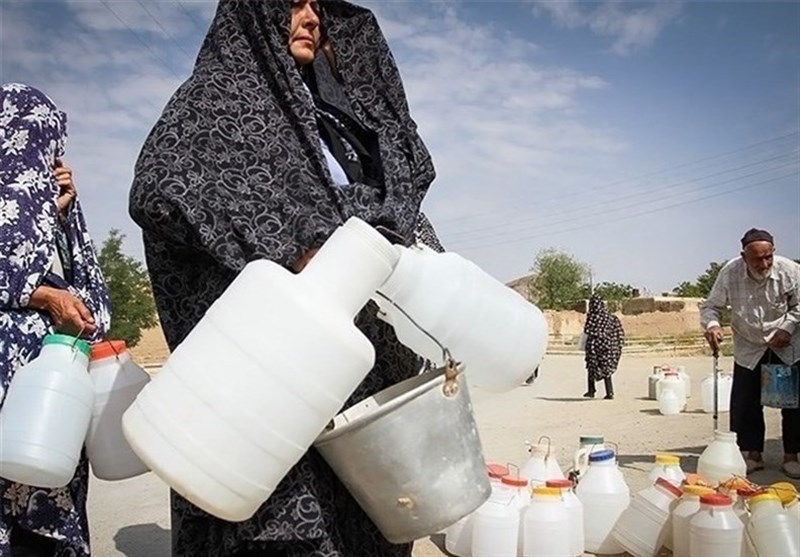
[42,343,90,370]
[300,219,399,319]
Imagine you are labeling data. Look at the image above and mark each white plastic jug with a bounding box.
[373,244,548,393]
[689,493,743,557]
[122,217,400,521]
[658,387,683,415]
[746,492,800,557]
[0,334,93,488]
[547,479,584,557]
[657,372,686,412]
[647,453,686,486]
[672,485,715,557]
[648,366,664,400]
[521,486,571,557]
[86,340,150,481]
[612,477,682,557]
[701,372,733,413]
[471,483,519,557]
[522,439,564,486]
[574,449,630,555]
[696,430,747,486]
[675,365,692,398]
[445,463,509,557]
[572,434,607,478]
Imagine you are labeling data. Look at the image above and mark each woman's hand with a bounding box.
[54,158,77,215]
[29,285,97,337]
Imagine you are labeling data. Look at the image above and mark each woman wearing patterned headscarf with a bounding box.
[583,294,625,399]
[0,83,111,556]
[129,1,441,555]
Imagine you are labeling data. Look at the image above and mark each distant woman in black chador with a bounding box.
[583,294,625,399]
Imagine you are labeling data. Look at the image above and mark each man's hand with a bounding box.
[29,285,96,337]
[54,158,77,215]
[767,329,792,349]
[705,325,724,353]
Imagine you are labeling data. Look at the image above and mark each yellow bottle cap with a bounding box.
[749,492,782,507]
[655,454,680,465]
[683,485,715,497]
[768,482,798,506]
[532,487,562,498]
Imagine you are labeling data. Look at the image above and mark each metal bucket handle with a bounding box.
[374,291,460,397]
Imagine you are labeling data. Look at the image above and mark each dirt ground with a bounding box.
[88,354,796,557]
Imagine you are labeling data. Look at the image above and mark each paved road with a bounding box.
[88,354,795,556]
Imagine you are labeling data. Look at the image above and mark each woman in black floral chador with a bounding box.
[129,1,441,555]
[583,294,625,400]
[0,83,110,557]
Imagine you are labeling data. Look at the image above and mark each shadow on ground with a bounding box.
[114,523,170,557]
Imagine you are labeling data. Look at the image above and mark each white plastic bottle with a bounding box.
[373,244,549,393]
[657,372,686,414]
[672,485,716,557]
[572,434,607,478]
[647,453,686,486]
[471,479,519,557]
[701,372,733,413]
[689,493,743,557]
[0,334,94,488]
[574,449,630,555]
[547,478,585,557]
[522,486,571,557]
[696,430,747,486]
[123,217,401,521]
[86,340,151,481]
[746,492,800,557]
[612,477,682,557]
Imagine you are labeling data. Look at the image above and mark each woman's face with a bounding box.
[289,0,321,66]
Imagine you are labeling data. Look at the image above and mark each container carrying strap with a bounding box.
[373,291,460,397]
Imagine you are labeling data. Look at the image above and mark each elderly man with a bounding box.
[701,228,800,478]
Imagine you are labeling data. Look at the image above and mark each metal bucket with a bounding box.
[314,363,490,543]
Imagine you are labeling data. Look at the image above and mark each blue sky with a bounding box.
[2,0,798,294]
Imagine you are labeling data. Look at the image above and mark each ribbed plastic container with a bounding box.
[575,449,630,555]
[746,492,800,557]
[373,244,549,393]
[672,485,716,557]
[612,477,682,557]
[547,479,584,557]
[689,493,743,557]
[471,482,519,557]
[522,486,571,557]
[0,335,93,488]
[701,372,733,413]
[122,217,400,521]
[647,454,686,486]
[445,463,509,557]
[86,340,150,481]
[696,431,747,486]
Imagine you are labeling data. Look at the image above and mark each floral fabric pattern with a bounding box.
[0,83,111,557]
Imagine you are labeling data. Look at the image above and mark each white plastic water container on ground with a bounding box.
[445,463,509,557]
[86,340,150,481]
[672,485,716,557]
[701,372,733,413]
[575,449,630,555]
[522,486,571,557]
[648,367,664,400]
[471,482,519,557]
[696,430,747,486]
[547,478,584,557]
[647,453,686,486]
[0,334,93,488]
[689,493,743,557]
[657,372,686,413]
[372,244,548,393]
[746,492,800,557]
[612,477,682,557]
[675,365,692,398]
[122,217,400,521]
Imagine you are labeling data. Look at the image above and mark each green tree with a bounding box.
[97,229,158,346]
[528,249,591,310]
[593,281,637,312]
[674,261,725,298]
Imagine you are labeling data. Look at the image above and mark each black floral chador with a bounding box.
[129,1,440,555]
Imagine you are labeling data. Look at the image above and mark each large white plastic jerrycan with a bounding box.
[0,334,94,488]
[372,244,548,393]
[122,217,400,522]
